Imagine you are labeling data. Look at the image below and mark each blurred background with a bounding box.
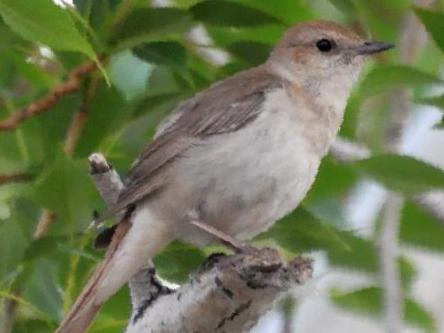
[1,0,444,332]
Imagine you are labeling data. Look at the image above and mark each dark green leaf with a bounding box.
[23,259,62,321]
[233,0,314,24]
[153,240,206,283]
[327,229,378,272]
[30,150,96,232]
[415,94,444,112]
[331,287,435,332]
[133,41,187,68]
[190,0,281,27]
[352,154,444,194]
[400,201,444,252]
[0,217,28,281]
[258,208,350,254]
[0,0,95,57]
[226,41,271,66]
[111,8,192,49]
[23,236,66,262]
[399,256,417,290]
[358,65,442,98]
[75,83,127,157]
[132,92,188,119]
[414,7,444,53]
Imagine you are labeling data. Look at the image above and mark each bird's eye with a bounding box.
[316,39,335,52]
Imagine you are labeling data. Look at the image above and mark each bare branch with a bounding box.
[0,60,98,131]
[88,153,124,206]
[0,173,32,186]
[126,249,312,333]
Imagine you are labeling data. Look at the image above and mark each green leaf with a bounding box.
[0,217,28,281]
[75,82,127,157]
[327,229,378,272]
[352,154,444,194]
[0,0,95,57]
[133,41,187,68]
[153,240,206,283]
[23,236,66,262]
[328,0,355,16]
[414,7,444,53]
[23,259,62,321]
[358,65,442,98]
[190,0,281,27]
[30,150,96,232]
[400,201,444,252]
[108,50,153,101]
[331,287,435,332]
[110,8,192,50]
[259,208,350,254]
[232,0,314,24]
[226,41,271,66]
[415,94,444,112]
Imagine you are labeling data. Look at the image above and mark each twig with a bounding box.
[88,153,124,206]
[0,60,98,131]
[379,195,404,333]
[0,173,32,186]
[33,210,56,240]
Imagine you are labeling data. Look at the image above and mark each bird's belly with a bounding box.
[162,107,323,245]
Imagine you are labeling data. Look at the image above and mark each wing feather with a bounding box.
[98,66,281,221]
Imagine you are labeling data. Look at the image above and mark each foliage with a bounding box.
[0,0,443,332]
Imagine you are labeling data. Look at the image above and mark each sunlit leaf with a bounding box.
[0,0,95,57]
[190,0,281,27]
[110,8,192,50]
[352,154,444,194]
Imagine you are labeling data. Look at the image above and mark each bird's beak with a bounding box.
[355,41,394,55]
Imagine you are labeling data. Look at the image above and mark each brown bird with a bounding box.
[55,20,393,332]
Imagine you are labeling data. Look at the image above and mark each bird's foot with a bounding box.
[189,219,251,253]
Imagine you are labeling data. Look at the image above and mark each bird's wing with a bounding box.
[97,66,281,221]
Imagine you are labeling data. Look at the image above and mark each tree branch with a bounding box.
[126,250,312,333]
[0,173,32,186]
[0,60,98,131]
[87,153,313,332]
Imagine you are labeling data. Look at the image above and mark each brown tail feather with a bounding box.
[55,217,131,333]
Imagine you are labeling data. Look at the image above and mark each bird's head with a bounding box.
[267,20,393,96]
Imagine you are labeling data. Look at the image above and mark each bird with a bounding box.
[55,20,393,333]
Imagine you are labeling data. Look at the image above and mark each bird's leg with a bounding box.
[189,219,249,253]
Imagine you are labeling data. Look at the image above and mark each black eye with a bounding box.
[316,39,334,52]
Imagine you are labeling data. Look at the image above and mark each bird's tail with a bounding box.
[55,206,172,333]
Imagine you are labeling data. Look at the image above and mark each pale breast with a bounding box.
[160,88,326,245]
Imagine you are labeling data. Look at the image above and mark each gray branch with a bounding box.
[126,250,312,333]
[88,152,313,333]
